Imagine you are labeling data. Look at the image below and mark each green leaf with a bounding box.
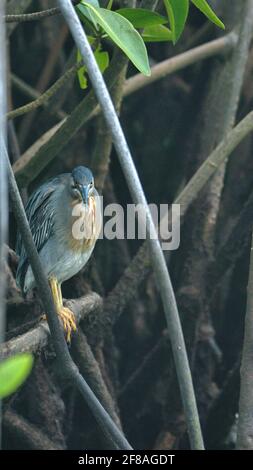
[81,3,151,76]
[77,0,100,30]
[163,0,189,44]
[0,354,33,399]
[142,24,173,43]
[106,0,114,9]
[94,48,109,74]
[191,0,225,29]
[77,49,88,89]
[116,8,168,28]
[77,41,109,90]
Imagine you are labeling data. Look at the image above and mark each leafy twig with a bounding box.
[124,32,237,96]
[12,32,236,188]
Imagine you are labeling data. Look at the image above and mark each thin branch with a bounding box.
[0,5,7,339]
[174,0,253,379]
[8,61,82,120]
[8,32,235,124]
[208,190,253,298]
[7,122,28,203]
[173,114,253,216]
[3,409,63,450]
[6,0,33,36]
[58,0,204,450]
[4,146,132,450]
[91,51,129,193]
[11,74,43,101]
[205,360,240,449]
[124,32,237,97]
[103,111,253,326]
[1,295,122,438]
[4,0,80,23]
[72,331,122,430]
[90,0,136,191]
[12,32,235,186]
[236,231,253,449]
[0,1,7,450]
[3,3,236,122]
[0,292,102,360]
[18,23,69,148]
[13,50,123,187]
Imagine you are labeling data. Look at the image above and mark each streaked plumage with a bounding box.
[16,166,101,341]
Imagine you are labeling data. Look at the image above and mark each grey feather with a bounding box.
[16,176,64,290]
[16,167,101,293]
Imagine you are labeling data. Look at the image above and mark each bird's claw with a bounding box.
[40,308,77,343]
[58,306,77,343]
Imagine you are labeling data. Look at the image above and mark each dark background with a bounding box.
[3,0,253,450]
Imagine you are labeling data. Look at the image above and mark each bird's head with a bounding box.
[70,166,94,206]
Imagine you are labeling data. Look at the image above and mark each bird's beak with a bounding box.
[80,185,89,206]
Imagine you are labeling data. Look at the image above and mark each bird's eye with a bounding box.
[71,186,80,199]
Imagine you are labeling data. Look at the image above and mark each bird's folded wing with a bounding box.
[16,176,61,289]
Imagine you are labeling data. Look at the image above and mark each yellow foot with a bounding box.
[57,306,77,343]
[47,276,77,343]
[40,308,77,343]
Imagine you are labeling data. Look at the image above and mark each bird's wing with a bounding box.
[16,176,62,290]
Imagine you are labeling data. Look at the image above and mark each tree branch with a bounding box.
[3,409,63,450]
[0,1,7,449]
[124,32,237,97]
[208,190,253,298]
[91,52,129,193]
[11,73,66,120]
[8,61,82,120]
[103,111,253,326]
[12,32,235,188]
[58,0,204,450]
[4,0,80,23]
[4,145,132,450]
[72,331,122,431]
[6,0,33,36]
[236,231,253,449]
[0,292,102,360]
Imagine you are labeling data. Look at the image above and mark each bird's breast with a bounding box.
[67,196,100,253]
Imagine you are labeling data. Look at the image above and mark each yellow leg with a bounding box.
[57,282,63,306]
[48,277,77,343]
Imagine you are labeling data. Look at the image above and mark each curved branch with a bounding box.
[6,0,33,36]
[124,32,237,97]
[236,231,253,449]
[0,292,102,360]
[8,62,82,120]
[72,331,122,430]
[4,146,132,450]
[103,111,253,325]
[3,409,63,450]
[58,0,204,450]
[0,1,7,449]
[4,0,80,23]
[12,32,236,188]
